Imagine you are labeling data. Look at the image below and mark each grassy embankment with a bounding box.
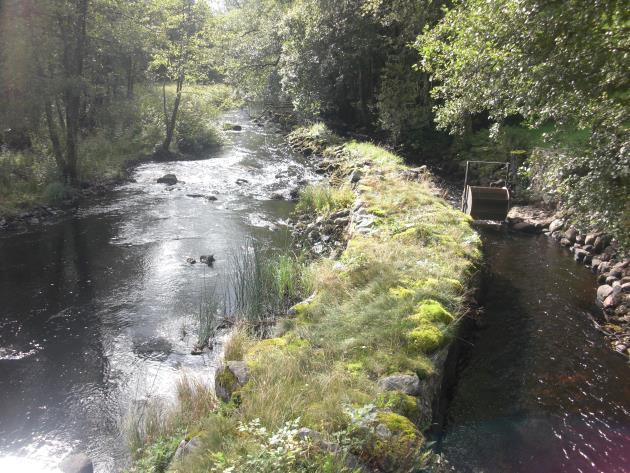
[0,84,241,217]
[130,124,482,472]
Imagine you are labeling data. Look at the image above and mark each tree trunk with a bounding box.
[44,101,66,175]
[126,55,134,98]
[162,74,184,152]
[62,0,89,184]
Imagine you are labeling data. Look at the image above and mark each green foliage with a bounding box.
[131,435,181,473]
[42,182,75,205]
[0,149,57,214]
[218,0,440,143]
[418,0,629,245]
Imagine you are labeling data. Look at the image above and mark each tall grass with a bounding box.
[295,183,354,215]
[229,240,310,335]
[126,375,216,472]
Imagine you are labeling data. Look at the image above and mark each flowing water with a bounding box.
[441,230,630,473]
[0,111,317,472]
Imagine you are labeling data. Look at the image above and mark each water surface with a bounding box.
[0,111,316,472]
[442,231,630,473]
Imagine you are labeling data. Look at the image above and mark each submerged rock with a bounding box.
[512,221,536,233]
[133,337,173,359]
[186,257,196,264]
[59,453,93,473]
[157,174,178,185]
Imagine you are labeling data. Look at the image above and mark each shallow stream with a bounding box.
[0,111,316,472]
[441,230,630,473]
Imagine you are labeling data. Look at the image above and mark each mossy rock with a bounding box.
[375,391,418,419]
[369,412,425,472]
[215,361,249,402]
[407,325,444,353]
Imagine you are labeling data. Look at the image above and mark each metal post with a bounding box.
[461,161,470,212]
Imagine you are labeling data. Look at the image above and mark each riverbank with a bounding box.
[506,206,630,358]
[0,84,240,233]
[131,123,481,472]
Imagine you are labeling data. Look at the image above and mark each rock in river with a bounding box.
[60,453,93,473]
[157,174,178,185]
[597,285,614,303]
[200,254,215,265]
[548,219,564,233]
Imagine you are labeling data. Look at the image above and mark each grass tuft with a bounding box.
[295,183,354,215]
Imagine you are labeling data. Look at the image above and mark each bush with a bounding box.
[42,182,75,205]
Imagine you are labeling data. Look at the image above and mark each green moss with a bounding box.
[377,412,419,443]
[407,325,445,353]
[376,391,418,419]
[216,367,239,394]
[409,299,454,325]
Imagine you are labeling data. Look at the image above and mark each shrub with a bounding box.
[43,182,75,205]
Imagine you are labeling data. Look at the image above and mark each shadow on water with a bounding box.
[440,230,630,473]
[0,111,316,472]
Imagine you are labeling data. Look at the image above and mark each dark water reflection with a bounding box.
[442,231,630,473]
[0,111,316,472]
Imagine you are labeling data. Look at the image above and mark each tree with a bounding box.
[418,0,629,243]
[149,0,211,156]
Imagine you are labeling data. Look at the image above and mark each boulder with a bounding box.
[597,285,614,303]
[215,361,249,402]
[60,453,93,473]
[157,174,178,185]
[622,283,630,294]
[603,294,620,309]
[584,234,597,246]
[349,170,363,184]
[377,373,420,396]
[186,257,196,264]
[235,178,249,185]
[564,227,578,243]
[574,249,589,263]
[560,238,571,247]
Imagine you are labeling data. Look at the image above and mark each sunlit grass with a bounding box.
[295,183,354,215]
[131,125,481,472]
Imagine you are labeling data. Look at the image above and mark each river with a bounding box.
[0,111,316,472]
[441,230,630,472]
